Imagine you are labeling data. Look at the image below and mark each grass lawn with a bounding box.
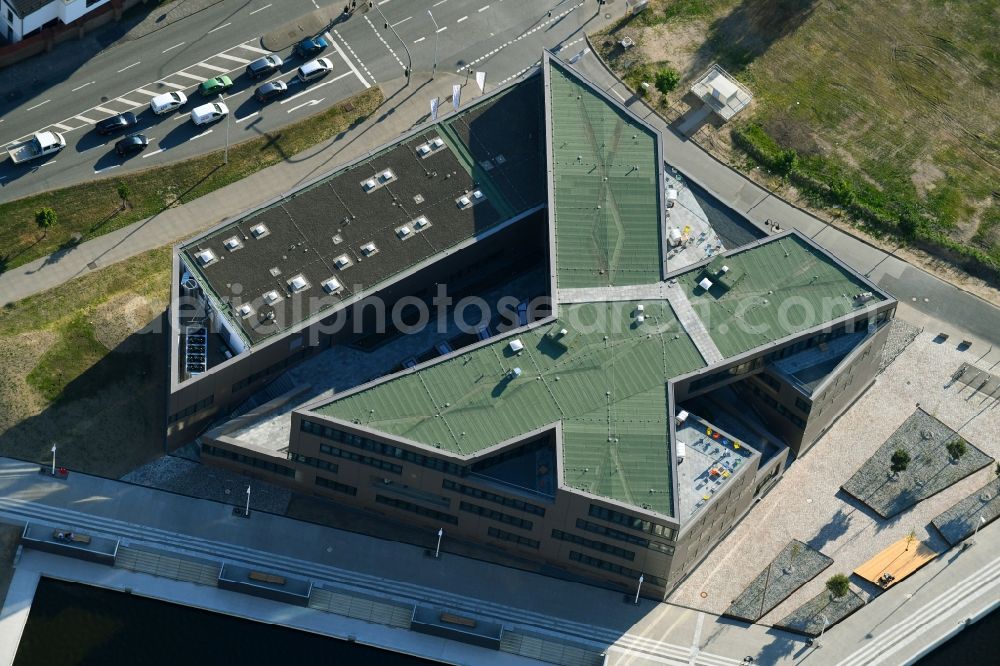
[593,0,1000,279]
[0,88,383,273]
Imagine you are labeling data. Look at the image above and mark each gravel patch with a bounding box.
[879,319,921,373]
[120,455,291,515]
[774,588,866,636]
[724,540,833,622]
[841,408,993,518]
[932,476,1000,545]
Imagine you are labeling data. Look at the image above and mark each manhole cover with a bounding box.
[700,591,708,598]
[86,261,98,270]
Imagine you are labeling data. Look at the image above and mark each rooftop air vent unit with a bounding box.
[510,367,522,378]
[362,178,377,192]
[472,189,484,200]
[699,277,713,291]
[361,242,378,256]
[288,274,309,293]
[635,304,644,316]
[334,254,352,270]
[494,154,506,165]
[431,137,444,149]
[194,249,217,266]
[378,169,395,183]
[458,195,471,208]
[238,303,254,319]
[397,226,412,239]
[636,315,645,324]
[720,265,730,274]
[250,223,269,239]
[417,144,431,156]
[223,236,243,252]
[675,409,689,425]
[263,290,281,305]
[854,291,874,303]
[509,339,524,353]
[413,215,430,230]
[322,277,343,294]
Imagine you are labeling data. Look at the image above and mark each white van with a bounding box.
[297,58,333,83]
[190,102,229,126]
[149,91,187,115]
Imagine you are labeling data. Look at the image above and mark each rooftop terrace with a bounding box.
[548,60,662,289]
[180,75,544,347]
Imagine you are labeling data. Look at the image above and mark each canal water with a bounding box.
[14,578,441,666]
[916,606,1000,664]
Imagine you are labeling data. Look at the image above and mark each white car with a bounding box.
[190,102,229,126]
[297,58,333,83]
[149,91,187,115]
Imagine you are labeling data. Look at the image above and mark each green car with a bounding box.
[199,76,234,96]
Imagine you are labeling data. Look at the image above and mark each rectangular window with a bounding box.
[319,444,402,475]
[288,452,338,474]
[442,479,546,516]
[588,504,676,539]
[315,475,357,495]
[459,501,533,530]
[168,395,215,423]
[552,529,635,561]
[488,526,539,549]
[567,551,667,588]
[375,494,457,524]
[201,444,295,477]
[758,373,781,392]
[794,397,812,414]
[301,420,464,476]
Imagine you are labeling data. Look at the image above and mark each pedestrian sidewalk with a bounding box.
[0,70,479,307]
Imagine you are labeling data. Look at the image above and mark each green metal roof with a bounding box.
[316,300,705,515]
[677,234,884,358]
[548,61,662,289]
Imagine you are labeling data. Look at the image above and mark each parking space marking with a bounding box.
[142,148,163,158]
[331,32,373,88]
[235,111,259,124]
[237,43,271,55]
[249,4,271,15]
[94,165,120,174]
[117,62,141,73]
[457,16,468,23]
[71,81,95,92]
[134,88,159,97]
[195,63,229,73]
[392,16,412,27]
[436,26,448,33]
[432,0,447,6]
[157,81,188,90]
[52,123,75,131]
[74,115,98,124]
[174,71,207,81]
[25,100,50,111]
[364,15,405,72]
[162,42,185,53]
[188,129,214,141]
[116,98,143,107]
[207,23,232,34]
[478,4,490,11]
[92,106,119,115]
[414,36,426,43]
[216,53,251,64]
[280,72,351,103]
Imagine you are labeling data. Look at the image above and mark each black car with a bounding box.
[294,36,328,59]
[96,112,138,135]
[246,55,283,79]
[115,134,149,156]
[255,80,288,103]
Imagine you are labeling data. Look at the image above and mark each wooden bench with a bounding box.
[440,612,477,628]
[52,530,91,545]
[248,571,286,585]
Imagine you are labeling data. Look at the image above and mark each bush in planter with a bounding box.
[890,448,911,475]
[826,573,850,600]
[946,438,967,462]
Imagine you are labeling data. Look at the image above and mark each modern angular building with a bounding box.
[168,54,896,599]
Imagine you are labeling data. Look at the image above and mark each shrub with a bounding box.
[654,67,680,94]
[946,438,968,461]
[890,448,911,474]
[826,573,850,598]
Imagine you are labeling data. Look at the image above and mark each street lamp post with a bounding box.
[434,528,443,558]
[245,484,251,517]
[633,574,644,604]
[372,2,411,85]
[221,93,230,165]
[973,514,986,537]
[813,614,829,648]
[427,10,439,79]
[50,443,56,476]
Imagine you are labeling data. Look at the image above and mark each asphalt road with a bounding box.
[0,0,592,200]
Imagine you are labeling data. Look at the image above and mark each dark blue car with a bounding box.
[294,36,328,59]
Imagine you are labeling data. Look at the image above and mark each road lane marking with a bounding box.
[188,129,214,141]
[280,72,350,103]
[94,165,120,174]
[52,123,75,131]
[364,16,405,71]
[235,111,258,124]
[26,100,50,111]
[237,43,271,55]
[74,115,98,123]
[436,26,447,33]
[117,61,141,73]
[157,81,187,90]
[71,81,95,92]
[287,98,324,113]
[207,23,232,34]
[432,0,447,5]
[134,88,159,97]
[93,106,119,115]
[414,37,426,43]
[142,149,163,158]
[116,98,143,107]
[249,4,271,15]
[162,42,185,53]
[457,16,467,23]
[459,1,582,73]
[391,16,412,27]
[196,62,229,73]
[478,4,490,11]
[174,71,207,81]
[216,53,251,64]
[330,34,372,88]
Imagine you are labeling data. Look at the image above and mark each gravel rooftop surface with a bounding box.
[840,408,993,518]
[669,323,1000,624]
[725,539,832,622]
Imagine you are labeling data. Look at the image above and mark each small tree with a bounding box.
[654,67,680,94]
[890,448,911,475]
[116,182,131,211]
[946,438,967,462]
[826,573,850,599]
[785,541,802,574]
[35,207,57,238]
[904,528,916,551]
